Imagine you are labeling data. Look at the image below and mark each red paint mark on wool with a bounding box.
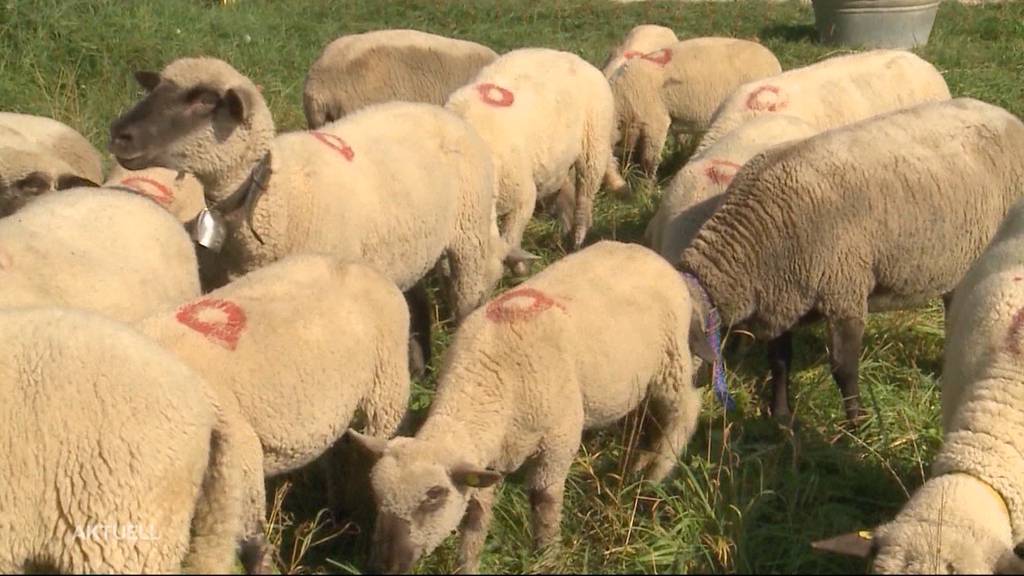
[485,287,565,323]
[623,50,644,60]
[476,83,515,108]
[176,298,247,351]
[641,48,672,66]
[118,177,174,206]
[311,132,355,161]
[704,159,743,186]
[1006,306,1024,357]
[1015,277,1022,282]
[745,85,787,112]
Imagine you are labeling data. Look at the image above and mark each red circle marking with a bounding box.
[1006,306,1024,357]
[1015,277,1022,282]
[486,287,565,323]
[176,298,247,351]
[641,48,672,66]
[746,85,787,112]
[476,83,515,108]
[118,176,174,206]
[704,159,743,186]
[311,132,355,161]
[623,50,644,60]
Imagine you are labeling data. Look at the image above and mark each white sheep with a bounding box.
[0,187,201,322]
[866,200,1024,573]
[601,24,680,78]
[445,48,617,257]
[645,113,818,261]
[0,112,104,183]
[610,37,782,175]
[135,253,412,569]
[303,29,499,128]
[695,49,951,154]
[0,307,250,574]
[104,163,207,223]
[109,57,509,322]
[348,241,713,574]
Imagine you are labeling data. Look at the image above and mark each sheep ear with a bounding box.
[15,172,52,195]
[56,174,100,190]
[811,531,875,558]
[689,312,715,364]
[344,429,387,460]
[450,466,502,488]
[223,86,255,123]
[134,70,161,92]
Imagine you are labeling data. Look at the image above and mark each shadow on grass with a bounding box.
[760,23,819,44]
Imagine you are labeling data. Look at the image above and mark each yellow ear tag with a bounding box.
[858,531,873,540]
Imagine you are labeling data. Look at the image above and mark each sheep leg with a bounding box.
[525,418,580,549]
[942,291,955,324]
[640,116,670,178]
[404,283,432,378]
[828,316,867,423]
[766,332,794,420]
[553,175,576,237]
[501,176,538,277]
[635,389,701,483]
[571,148,603,250]
[456,486,497,574]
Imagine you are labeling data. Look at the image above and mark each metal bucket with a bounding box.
[812,0,940,49]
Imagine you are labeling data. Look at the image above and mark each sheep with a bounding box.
[0,131,100,216]
[347,240,714,574]
[0,307,250,574]
[677,98,1024,424]
[869,199,1024,574]
[645,114,817,262]
[303,29,499,128]
[601,24,680,78]
[609,37,781,176]
[0,187,201,322]
[104,163,207,223]
[0,112,104,183]
[108,57,512,374]
[134,253,412,569]
[695,49,951,155]
[445,48,617,259]
[814,200,1024,573]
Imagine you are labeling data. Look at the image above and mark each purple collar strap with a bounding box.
[680,272,735,411]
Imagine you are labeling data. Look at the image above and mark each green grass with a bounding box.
[3,0,1023,573]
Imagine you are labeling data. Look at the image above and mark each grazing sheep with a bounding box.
[610,37,781,175]
[445,48,616,256]
[0,308,248,574]
[0,112,104,183]
[0,187,201,321]
[645,114,817,261]
[695,49,951,155]
[135,253,412,568]
[303,29,498,128]
[348,241,712,574]
[678,98,1024,423]
[867,200,1024,574]
[601,24,679,78]
[104,163,207,223]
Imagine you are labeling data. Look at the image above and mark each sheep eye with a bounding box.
[420,486,449,510]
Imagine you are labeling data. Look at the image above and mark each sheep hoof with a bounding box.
[510,260,531,277]
[240,535,271,575]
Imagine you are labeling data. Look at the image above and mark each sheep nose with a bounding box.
[110,128,134,149]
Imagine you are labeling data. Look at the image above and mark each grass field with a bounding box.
[4,0,1024,573]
